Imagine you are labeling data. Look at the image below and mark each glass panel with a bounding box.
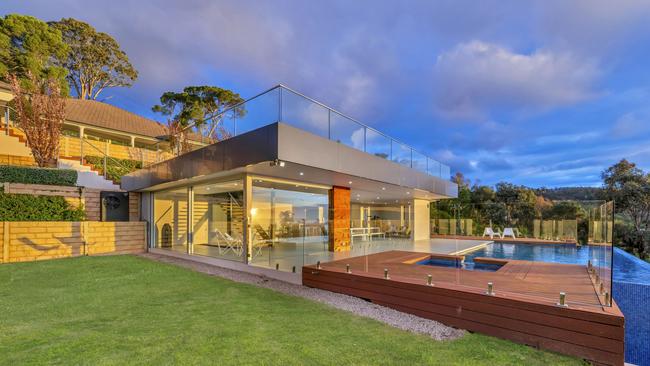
[329,111,365,150]
[412,150,427,173]
[249,178,329,272]
[219,109,236,140]
[430,199,615,308]
[153,187,188,253]
[427,157,441,178]
[440,164,451,180]
[235,87,280,135]
[191,179,245,262]
[391,141,412,167]
[365,129,390,160]
[280,88,329,139]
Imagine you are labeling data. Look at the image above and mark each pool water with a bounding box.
[416,258,503,272]
[464,242,611,267]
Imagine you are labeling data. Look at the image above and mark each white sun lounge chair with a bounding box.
[214,229,243,256]
[482,227,503,239]
[502,227,516,239]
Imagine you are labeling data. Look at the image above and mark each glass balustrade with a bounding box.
[185,85,451,180]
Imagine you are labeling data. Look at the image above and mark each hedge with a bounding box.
[0,192,85,221]
[0,165,78,186]
[84,156,142,184]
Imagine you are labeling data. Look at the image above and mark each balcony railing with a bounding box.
[187,85,451,180]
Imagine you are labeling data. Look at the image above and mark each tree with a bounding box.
[49,18,138,100]
[8,73,66,167]
[602,159,650,258]
[152,86,245,151]
[0,14,68,92]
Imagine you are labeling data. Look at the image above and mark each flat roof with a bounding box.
[122,123,457,201]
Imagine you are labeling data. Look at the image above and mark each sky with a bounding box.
[3,0,650,188]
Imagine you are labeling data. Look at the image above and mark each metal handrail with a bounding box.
[79,138,136,180]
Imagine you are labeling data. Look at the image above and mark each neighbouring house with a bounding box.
[0,81,206,188]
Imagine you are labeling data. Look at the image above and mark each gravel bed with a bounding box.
[139,253,465,341]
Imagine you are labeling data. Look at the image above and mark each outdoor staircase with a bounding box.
[57,158,121,190]
[0,126,34,158]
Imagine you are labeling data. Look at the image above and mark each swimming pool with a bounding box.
[462,242,650,283]
[464,242,610,266]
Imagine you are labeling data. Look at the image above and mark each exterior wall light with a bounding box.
[384,268,390,280]
[317,261,321,269]
[557,292,568,307]
[427,274,433,286]
[346,264,351,273]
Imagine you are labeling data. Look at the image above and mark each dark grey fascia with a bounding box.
[121,122,458,199]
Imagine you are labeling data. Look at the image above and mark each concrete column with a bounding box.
[242,175,253,263]
[328,186,350,252]
[79,126,85,163]
[187,186,194,255]
[130,135,136,147]
[412,199,430,241]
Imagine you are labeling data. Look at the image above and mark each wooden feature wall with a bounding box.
[328,186,350,252]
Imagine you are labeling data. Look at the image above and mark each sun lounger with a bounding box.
[482,227,503,239]
[503,227,516,239]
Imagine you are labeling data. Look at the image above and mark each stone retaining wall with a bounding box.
[0,221,146,263]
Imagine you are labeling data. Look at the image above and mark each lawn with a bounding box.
[0,255,586,365]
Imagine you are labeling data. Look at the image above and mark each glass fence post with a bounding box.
[278,86,283,122]
[327,109,331,140]
[363,127,367,152]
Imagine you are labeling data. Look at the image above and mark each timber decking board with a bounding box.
[303,250,624,366]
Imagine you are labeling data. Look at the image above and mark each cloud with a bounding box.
[432,41,601,119]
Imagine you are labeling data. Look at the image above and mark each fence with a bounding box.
[0,221,146,263]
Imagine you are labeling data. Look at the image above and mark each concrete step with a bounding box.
[58,159,121,190]
[0,131,33,157]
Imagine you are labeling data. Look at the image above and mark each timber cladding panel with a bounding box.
[303,267,625,366]
[328,186,351,252]
[0,221,146,263]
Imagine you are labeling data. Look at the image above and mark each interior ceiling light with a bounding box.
[348,181,352,184]
[299,172,304,176]
[382,187,386,190]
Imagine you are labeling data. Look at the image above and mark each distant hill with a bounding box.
[534,187,605,201]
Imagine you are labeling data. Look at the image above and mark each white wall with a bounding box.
[412,199,430,241]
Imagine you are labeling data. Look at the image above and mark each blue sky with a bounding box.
[3,0,650,188]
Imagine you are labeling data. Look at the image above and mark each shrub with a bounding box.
[84,156,142,184]
[0,165,77,186]
[0,193,85,221]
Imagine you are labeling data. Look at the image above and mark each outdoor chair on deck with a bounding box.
[503,227,516,239]
[482,227,503,239]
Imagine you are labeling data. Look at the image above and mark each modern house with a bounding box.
[122,85,457,276]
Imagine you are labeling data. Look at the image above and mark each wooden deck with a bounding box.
[303,251,624,366]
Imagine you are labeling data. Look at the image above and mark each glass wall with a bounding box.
[153,187,188,253]
[191,180,244,262]
[249,178,329,272]
[350,203,412,238]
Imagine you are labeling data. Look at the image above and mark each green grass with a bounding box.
[0,256,586,365]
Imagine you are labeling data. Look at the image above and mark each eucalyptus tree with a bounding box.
[49,18,138,100]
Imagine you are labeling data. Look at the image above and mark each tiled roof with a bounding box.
[65,98,168,139]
